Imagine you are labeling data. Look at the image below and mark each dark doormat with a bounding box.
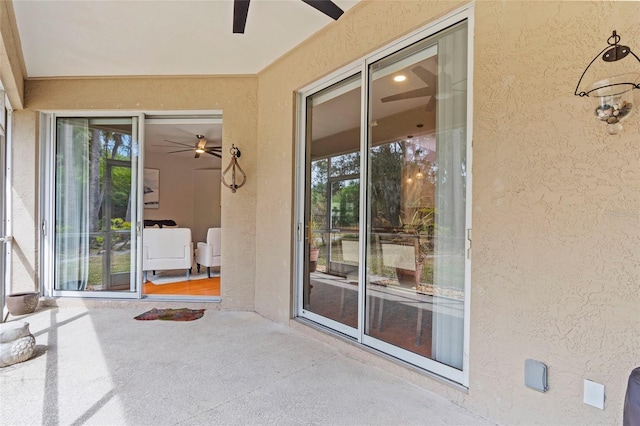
[134,308,205,321]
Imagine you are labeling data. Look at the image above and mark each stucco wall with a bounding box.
[10,109,37,293]
[24,76,258,310]
[2,0,28,294]
[470,1,639,424]
[192,169,222,244]
[255,0,640,424]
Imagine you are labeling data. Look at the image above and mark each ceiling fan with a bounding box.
[233,0,344,34]
[381,65,438,111]
[162,135,222,159]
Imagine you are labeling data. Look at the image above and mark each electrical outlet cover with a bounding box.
[524,359,548,392]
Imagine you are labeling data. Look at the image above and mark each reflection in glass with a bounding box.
[54,118,138,292]
[366,22,467,369]
[304,74,361,329]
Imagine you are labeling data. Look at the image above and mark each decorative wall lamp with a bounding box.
[574,31,640,135]
[222,144,246,193]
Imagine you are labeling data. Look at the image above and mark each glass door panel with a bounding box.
[54,117,139,293]
[366,22,468,369]
[303,74,361,332]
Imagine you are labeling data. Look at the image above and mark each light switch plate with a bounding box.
[584,379,605,409]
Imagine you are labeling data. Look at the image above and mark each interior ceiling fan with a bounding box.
[381,65,438,111]
[233,0,344,34]
[162,135,222,159]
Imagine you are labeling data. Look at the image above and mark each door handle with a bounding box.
[0,236,12,243]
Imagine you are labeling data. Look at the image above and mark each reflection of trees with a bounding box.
[311,152,361,231]
[329,152,358,176]
[55,119,135,291]
[55,123,133,252]
[370,142,404,229]
[312,143,414,231]
[89,129,102,233]
[331,180,359,228]
[87,130,133,234]
[310,159,328,230]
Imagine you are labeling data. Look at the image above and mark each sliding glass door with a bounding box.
[364,23,468,377]
[298,14,471,383]
[53,117,140,295]
[302,74,362,336]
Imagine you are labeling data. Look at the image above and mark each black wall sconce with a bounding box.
[574,31,640,135]
[222,144,246,193]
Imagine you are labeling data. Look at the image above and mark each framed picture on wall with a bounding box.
[144,168,159,208]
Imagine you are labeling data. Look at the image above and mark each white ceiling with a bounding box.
[12,0,360,78]
[11,0,358,158]
[13,0,438,160]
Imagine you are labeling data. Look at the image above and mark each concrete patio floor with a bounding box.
[1,305,494,425]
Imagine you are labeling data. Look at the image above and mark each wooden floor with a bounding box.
[143,277,220,296]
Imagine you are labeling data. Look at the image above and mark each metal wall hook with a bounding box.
[607,31,621,47]
[222,144,247,193]
[574,30,640,97]
[229,144,241,158]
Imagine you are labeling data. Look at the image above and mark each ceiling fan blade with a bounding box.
[163,139,195,149]
[233,0,250,34]
[207,151,222,158]
[381,87,431,103]
[195,151,201,159]
[301,0,344,20]
[167,149,195,154]
[412,65,437,87]
[205,147,222,152]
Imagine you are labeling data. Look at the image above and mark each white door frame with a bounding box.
[294,3,474,386]
[40,110,223,300]
[41,112,143,299]
[140,112,223,301]
[0,92,11,320]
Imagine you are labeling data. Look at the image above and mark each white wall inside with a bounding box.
[193,169,221,243]
[143,151,220,241]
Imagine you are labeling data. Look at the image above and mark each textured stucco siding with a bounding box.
[10,110,37,293]
[470,1,640,424]
[255,0,640,424]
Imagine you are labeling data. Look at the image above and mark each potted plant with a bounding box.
[394,208,434,286]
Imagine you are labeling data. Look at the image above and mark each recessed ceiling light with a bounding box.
[393,75,406,82]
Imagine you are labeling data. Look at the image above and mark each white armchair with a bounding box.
[196,228,221,278]
[142,228,193,281]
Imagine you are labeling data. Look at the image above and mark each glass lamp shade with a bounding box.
[589,73,638,135]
